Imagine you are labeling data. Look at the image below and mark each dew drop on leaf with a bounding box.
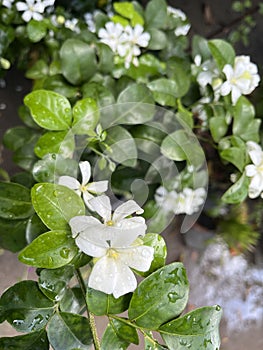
[60,247,70,259]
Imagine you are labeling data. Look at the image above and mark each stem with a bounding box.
[75,268,101,350]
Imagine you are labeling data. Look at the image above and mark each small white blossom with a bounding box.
[167,6,190,36]
[16,0,55,22]
[58,161,108,211]
[245,141,263,198]
[155,186,206,215]
[3,0,15,9]
[98,21,125,52]
[84,12,98,33]
[69,195,153,298]
[220,55,260,105]
[65,18,80,33]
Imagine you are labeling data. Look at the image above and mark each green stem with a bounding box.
[75,268,101,350]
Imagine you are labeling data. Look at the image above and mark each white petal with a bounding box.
[82,191,94,210]
[79,161,91,186]
[69,215,102,238]
[113,262,137,298]
[246,141,262,153]
[220,81,231,96]
[88,256,117,294]
[87,181,108,194]
[32,12,43,21]
[113,200,144,222]
[119,246,154,271]
[89,195,112,222]
[222,64,233,80]
[245,164,257,177]
[22,10,32,22]
[16,2,28,11]
[75,234,107,257]
[248,173,263,198]
[58,176,80,191]
[231,86,241,105]
[111,217,147,247]
[248,150,263,166]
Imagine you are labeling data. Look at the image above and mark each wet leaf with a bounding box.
[47,312,93,350]
[0,329,49,350]
[0,217,27,252]
[145,0,167,29]
[208,39,235,70]
[147,78,177,107]
[0,182,34,220]
[72,97,99,135]
[222,172,249,204]
[86,288,132,316]
[31,183,85,230]
[128,262,189,329]
[160,305,222,349]
[19,230,78,269]
[101,322,129,350]
[3,126,37,151]
[109,318,139,344]
[27,20,47,42]
[209,116,228,143]
[26,213,48,243]
[0,281,54,333]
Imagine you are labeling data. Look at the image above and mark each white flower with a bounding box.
[16,0,54,22]
[245,141,263,198]
[84,12,96,33]
[98,22,125,52]
[65,18,80,33]
[3,0,15,9]
[155,186,206,215]
[174,24,190,37]
[58,161,108,211]
[167,6,191,36]
[69,195,153,298]
[167,6,187,21]
[196,58,220,88]
[220,55,260,105]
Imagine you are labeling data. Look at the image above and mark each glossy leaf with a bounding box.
[42,75,79,99]
[47,312,93,350]
[0,217,27,252]
[60,287,85,314]
[128,262,189,329]
[31,183,85,230]
[208,39,235,70]
[209,116,228,143]
[147,28,167,50]
[26,213,47,243]
[109,318,139,344]
[145,0,167,29]
[38,265,74,301]
[13,135,39,171]
[24,90,72,131]
[103,125,137,167]
[86,288,132,316]
[138,233,167,276]
[222,172,249,204]
[160,305,222,349]
[32,154,78,183]
[97,42,114,73]
[147,78,177,106]
[60,39,97,85]
[19,230,79,269]
[25,59,49,79]
[220,146,246,172]
[3,126,37,151]
[101,322,129,350]
[166,58,191,98]
[72,97,99,135]
[0,329,49,350]
[0,182,34,220]
[82,82,115,108]
[0,280,54,332]
[131,123,166,155]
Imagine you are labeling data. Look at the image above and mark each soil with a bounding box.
[1,1,263,349]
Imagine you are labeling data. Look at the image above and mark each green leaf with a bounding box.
[60,287,85,314]
[166,58,191,98]
[109,318,139,344]
[0,280,54,332]
[13,135,39,171]
[25,59,49,79]
[147,28,167,50]
[38,266,74,301]
[128,262,189,329]
[97,43,114,74]
[138,233,167,276]
[209,116,228,143]
[31,183,85,230]
[32,154,78,183]
[145,0,168,29]
[19,230,78,269]
[101,322,129,350]
[222,172,249,204]
[26,213,47,243]
[0,182,34,220]
[160,305,222,349]
[103,125,137,167]
[34,131,75,159]
[24,90,72,131]
[42,75,79,99]
[147,78,181,106]
[3,126,37,151]
[131,123,166,155]
[208,39,235,70]
[72,97,99,135]
[27,20,47,43]
[60,39,97,85]
[47,312,93,350]
[82,82,115,108]
[126,54,166,81]
[0,329,49,350]
[233,96,260,142]
[220,147,246,172]
[192,35,211,61]
[0,217,27,252]
[86,288,132,316]
[161,130,205,168]
[177,100,193,129]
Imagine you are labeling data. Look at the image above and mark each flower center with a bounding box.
[80,184,87,192]
[107,248,119,259]
[106,220,114,226]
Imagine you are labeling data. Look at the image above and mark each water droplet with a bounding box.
[30,314,44,331]
[0,103,6,110]
[168,291,178,303]
[65,196,72,202]
[52,153,56,159]
[141,248,151,258]
[95,276,102,283]
[13,319,24,326]
[48,256,54,265]
[60,247,70,259]
[215,305,221,311]
[179,339,188,346]
[53,190,58,197]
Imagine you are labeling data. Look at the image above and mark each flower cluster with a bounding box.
[155,186,206,215]
[69,195,154,298]
[98,21,150,68]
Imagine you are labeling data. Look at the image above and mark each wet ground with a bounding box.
[1,0,263,348]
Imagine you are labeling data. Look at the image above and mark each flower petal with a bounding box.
[22,10,32,22]
[113,262,137,298]
[248,150,263,166]
[245,164,257,177]
[69,215,102,238]
[88,256,117,294]
[16,2,28,11]
[82,191,94,210]
[87,181,108,194]
[119,246,154,272]
[248,173,263,198]
[79,161,91,186]
[111,217,147,247]
[75,234,107,257]
[58,176,80,191]
[89,195,112,222]
[113,200,144,222]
